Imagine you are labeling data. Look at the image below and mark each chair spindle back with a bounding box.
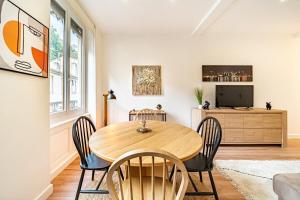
[72,116,96,167]
[107,149,189,200]
[197,117,222,167]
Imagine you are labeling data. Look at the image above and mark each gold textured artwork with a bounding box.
[132,65,162,95]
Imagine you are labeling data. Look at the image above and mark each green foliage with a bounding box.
[50,27,79,61]
[50,27,63,61]
[194,88,203,105]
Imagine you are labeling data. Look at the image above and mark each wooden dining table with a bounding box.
[89,120,203,176]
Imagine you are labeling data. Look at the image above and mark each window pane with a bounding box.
[49,1,65,113]
[69,19,83,110]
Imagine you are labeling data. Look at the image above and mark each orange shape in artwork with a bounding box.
[31,47,48,73]
[3,20,21,56]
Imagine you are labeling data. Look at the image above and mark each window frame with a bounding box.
[69,18,85,112]
[50,0,87,122]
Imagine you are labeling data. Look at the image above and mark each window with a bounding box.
[49,0,85,116]
[50,1,65,113]
[69,19,83,110]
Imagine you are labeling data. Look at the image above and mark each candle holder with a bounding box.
[137,120,152,133]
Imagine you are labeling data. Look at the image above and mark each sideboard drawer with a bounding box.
[263,114,282,128]
[224,129,244,143]
[243,129,282,143]
[224,114,244,128]
[243,129,264,142]
[262,129,282,143]
[206,114,225,128]
[244,114,282,128]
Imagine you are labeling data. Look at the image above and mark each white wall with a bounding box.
[50,118,80,180]
[0,0,52,199]
[102,34,300,135]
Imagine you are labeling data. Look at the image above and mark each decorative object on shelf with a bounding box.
[132,65,162,95]
[103,90,116,126]
[266,102,272,110]
[156,104,162,110]
[136,120,152,133]
[0,0,49,78]
[202,101,210,110]
[202,65,253,82]
[194,87,203,109]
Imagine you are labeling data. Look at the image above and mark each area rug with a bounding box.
[215,160,300,200]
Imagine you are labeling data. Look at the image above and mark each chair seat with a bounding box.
[184,154,212,172]
[81,153,110,170]
[121,176,175,199]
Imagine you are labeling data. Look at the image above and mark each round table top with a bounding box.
[89,120,203,165]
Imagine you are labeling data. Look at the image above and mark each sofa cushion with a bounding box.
[273,173,300,200]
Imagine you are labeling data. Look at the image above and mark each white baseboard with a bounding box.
[33,184,53,200]
[288,134,300,139]
[50,152,78,180]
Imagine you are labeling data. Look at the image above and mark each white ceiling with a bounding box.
[77,0,300,36]
[207,0,300,35]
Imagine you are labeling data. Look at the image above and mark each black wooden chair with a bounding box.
[170,117,222,200]
[72,116,111,200]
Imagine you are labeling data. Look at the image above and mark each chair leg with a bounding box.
[75,169,85,200]
[199,171,203,182]
[188,173,199,192]
[208,170,219,200]
[169,165,175,181]
[92,170,95,181]
[119,167,124,180]
[96,170,107,190]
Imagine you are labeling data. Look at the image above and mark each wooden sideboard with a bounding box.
[195,108,287,147]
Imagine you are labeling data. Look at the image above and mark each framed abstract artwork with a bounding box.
[132,65,162,96]
[0,0,49,78]
[202,65,253,82]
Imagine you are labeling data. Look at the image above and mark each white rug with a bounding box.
[215,160,300,200]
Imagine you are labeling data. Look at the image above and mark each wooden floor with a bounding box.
[48,139,300,200]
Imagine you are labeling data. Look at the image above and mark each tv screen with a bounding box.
[216,85,254,108]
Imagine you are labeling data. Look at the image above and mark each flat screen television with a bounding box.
[216,85,254,108]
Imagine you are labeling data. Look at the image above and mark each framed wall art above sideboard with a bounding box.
[202,65,253,82]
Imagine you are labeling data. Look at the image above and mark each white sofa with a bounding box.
[273,173,300,200]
